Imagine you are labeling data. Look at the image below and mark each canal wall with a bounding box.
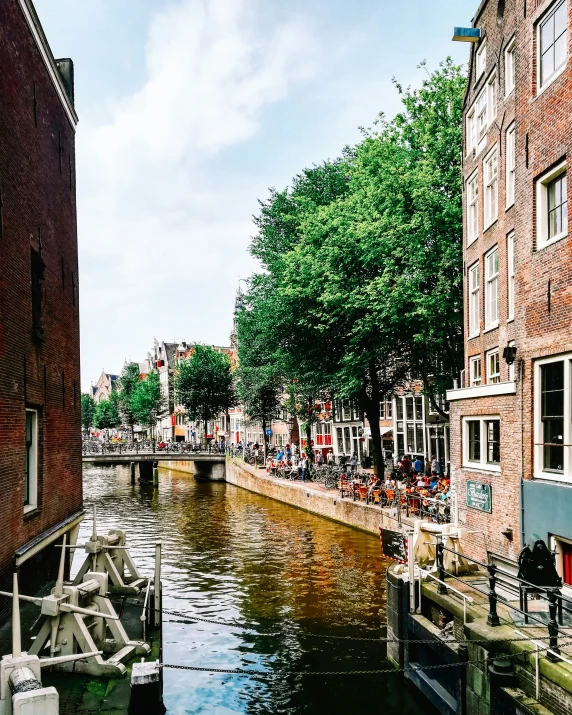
[225,457,404,536]
[162,460,226,481]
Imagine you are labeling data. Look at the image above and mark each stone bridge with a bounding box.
[82,452,226,481]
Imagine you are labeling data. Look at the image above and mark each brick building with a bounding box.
[449,0,572,585]
[0,0,82,618]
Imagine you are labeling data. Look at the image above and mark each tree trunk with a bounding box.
[262,417,268,463]
[204,419,208,451]
[365,361,385,480]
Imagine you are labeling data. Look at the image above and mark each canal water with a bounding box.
[77,464,437,715]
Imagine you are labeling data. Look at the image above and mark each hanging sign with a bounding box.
[379,527,408,565]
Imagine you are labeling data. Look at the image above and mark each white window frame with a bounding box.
[506,124,516,209]
[467,170,479,245]
[24,409,38,513]
[550,535,572,595]
[484,146,499,229]
[534,353,572,483]
[487,348,500,384]
[462,415,501,472]
[485,246,499,330]
[536,160,568,249]
[537,0,568,93]
[476,40,487,80]
[505,36,516,96]
[470,355,482,387]
[507,232,515,320]
[468,262,480,338]
[466,108,477,156]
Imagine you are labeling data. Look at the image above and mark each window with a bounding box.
[486,420,501,464]
[342,400,351,421]
[484,148,498,228]
[467,171,479,244]
[540,360,564,473]
[537,162,568,247]
[507,232,515,320]
[386,401,392,419]
[505,36,516,96]
[538,0,567,90]
[379,401,385,419]
[470,356,482,386]
[396,399,403,420]
[485,248,499,328]
[488,73,497,123]
[476,40,487,79]
[414,397,423,421]
[506,124,515,208]
[24,409,38,511]
[406,397,414,421]
[466,109,477,155]
[548,173,568,239]
[468,420,481,462]
[463,416,501,471]
[469,262,480,337]
[477,86,488,143]
[487,349,500,384]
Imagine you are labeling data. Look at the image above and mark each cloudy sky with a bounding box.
[35,0,471,390]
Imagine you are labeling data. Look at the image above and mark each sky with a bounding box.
[33,0,473,390]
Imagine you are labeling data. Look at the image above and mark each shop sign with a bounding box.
[466,480,492,513]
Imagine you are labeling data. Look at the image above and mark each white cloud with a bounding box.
[78,0,317,386]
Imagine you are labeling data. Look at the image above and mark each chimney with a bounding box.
[55,58,75,106]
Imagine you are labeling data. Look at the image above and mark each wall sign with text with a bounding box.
[466,480,492,513]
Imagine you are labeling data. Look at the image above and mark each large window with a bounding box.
[466,108,477,156]
[464,416,501,471]
[24,409,38,511]
[537,162,568,248]
[395,395,424,456]
[541,361,564,473]
[485,247,499,329]
[538,0,567,90]
[506,124,515,208]
[467,171,479,244]
[507,232,515,320]
[469,262,480,337]
[505,36,515,96]
[484,148,498,228]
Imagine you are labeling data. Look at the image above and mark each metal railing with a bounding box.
[435,541,572,660]
[82,441,225,456]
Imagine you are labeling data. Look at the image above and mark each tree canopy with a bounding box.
[237,59,465,474]
[93,395,120,430]
[130,370,165,437]
[81,392,96,431]
[175,345,235,441]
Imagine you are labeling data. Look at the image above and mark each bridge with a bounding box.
[82,449,226,481]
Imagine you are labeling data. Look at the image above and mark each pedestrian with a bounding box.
[350,453,358,474]
[339,452,347,469]
[431,455,441,475]
[327,449,335,465]
[300,453,308,482]
[316,451,324,467]
[286,443,292,462]
[400,454,411,477]
[413,456,423,474]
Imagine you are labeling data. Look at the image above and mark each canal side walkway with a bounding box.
[224,457,414,536]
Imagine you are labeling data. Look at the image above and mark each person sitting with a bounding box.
[416,475,427,488]
[430,473,439,491]
[276,448,284,462]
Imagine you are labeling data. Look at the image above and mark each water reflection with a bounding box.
[77,465,435,715]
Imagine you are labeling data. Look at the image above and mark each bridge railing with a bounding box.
[82,441,226,457]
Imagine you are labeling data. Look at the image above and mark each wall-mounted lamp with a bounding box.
[502,527,514,541]
[503,345,517,366]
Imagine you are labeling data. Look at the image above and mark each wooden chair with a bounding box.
[359,485,368,502]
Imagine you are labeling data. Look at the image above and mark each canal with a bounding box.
[77,464,437,714]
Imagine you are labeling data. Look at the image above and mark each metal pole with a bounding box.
[12,573,21,658]
[487,563,500,626]
[547,589,560,660]
[408,533,415,613]
[154,542,161,628]
[436,540,447,594]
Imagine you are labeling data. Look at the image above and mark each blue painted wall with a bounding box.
[522,480,572,545]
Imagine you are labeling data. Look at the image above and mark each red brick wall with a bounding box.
[0,0,82,589]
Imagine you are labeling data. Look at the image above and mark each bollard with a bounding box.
[547,590,561,660]
[153,461,159,487]
[129,660,163,715]
[154,543,162,628]
[487,563,500,626]
[130,462,136,485]
[436,540,447,594]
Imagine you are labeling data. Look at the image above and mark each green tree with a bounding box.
[93,396,120,430]
[81,392,96,431]
[130,370,165,439]
[116,362,140,440]
[175,345,235,444]
[240,59,465,475]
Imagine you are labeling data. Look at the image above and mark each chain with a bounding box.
[162,638,572,677]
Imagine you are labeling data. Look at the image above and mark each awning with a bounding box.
[380,427,393,437]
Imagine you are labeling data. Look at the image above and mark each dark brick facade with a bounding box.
[0,0,82,615]
[450,0,572,566]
